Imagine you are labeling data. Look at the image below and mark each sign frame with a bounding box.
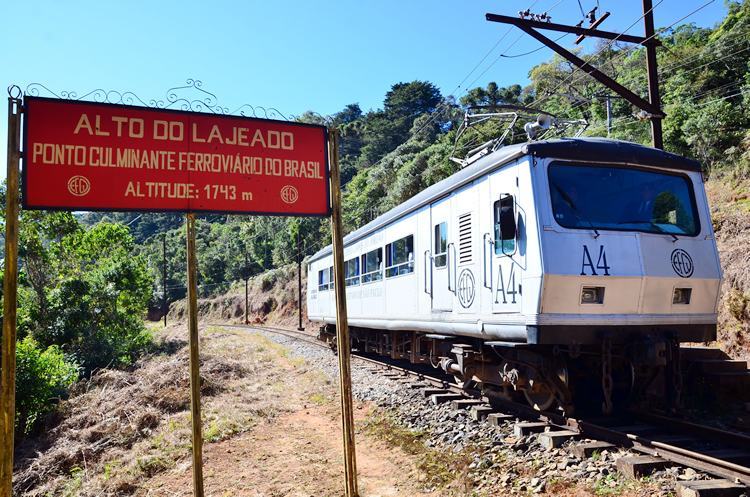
[21,96,332,218]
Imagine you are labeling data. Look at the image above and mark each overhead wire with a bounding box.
[524,0,668,112]
[464,0,567,92]
[559,11,748,121]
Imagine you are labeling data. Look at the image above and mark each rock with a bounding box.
[677,467,697,481]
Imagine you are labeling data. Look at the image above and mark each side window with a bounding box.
[434,222,447,267]
[329,267,334,289]
[494,196,516,255]
[361,248,383,283]
[385,235,415,278]
[345,257,360,286]
[318,268,329,291]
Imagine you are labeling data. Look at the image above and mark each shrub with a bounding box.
[14,337,78,435]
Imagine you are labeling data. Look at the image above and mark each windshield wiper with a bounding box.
[552,183,600,239]
[619,219,679,242]
[647,222,679,242]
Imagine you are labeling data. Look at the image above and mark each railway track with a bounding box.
[220,323,750,496]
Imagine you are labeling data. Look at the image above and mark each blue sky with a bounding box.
[0,0,729,178]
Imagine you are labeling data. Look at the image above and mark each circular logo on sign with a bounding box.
[671,249,694,278]
[457,269,476,308]
[280,185,299,204]
[67,175,91,197]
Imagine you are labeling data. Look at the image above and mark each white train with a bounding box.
[307,138,722,413]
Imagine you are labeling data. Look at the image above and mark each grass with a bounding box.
[362,411,472,492]
[307,392,329,405]
[60,467,84,497]
[593,474,627,496]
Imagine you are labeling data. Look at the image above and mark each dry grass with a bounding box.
[707,177,750,361]
[167,263,316,330]
[12,326,316,496]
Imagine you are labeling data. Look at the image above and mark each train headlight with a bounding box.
[580,286,605,304]
[673,287,692,305]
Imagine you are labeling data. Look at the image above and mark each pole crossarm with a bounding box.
[485,13,659,46]
[485,13,664,118]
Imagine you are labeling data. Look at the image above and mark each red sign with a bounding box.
[22,97,330,216]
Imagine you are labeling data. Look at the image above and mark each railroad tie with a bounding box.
[676,479,748,497]
[450,398,484,410]
[422,388,448,398]
[538,430,579,450]
[571,441,615,459]
[430,393,464,405]
[513,422,550,437]
[469,405,496,421]
[487,413,515,427]
[615,455,669,478]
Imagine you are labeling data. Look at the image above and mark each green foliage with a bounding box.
[35,223,153,374]
[15,337,78,435]
[0,197,154,434]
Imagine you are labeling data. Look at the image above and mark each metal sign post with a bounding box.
[1,91,22,497]
[297,229,304,331]
[328,129,359,497]
[185,213,205,497]
[163,233,168,327]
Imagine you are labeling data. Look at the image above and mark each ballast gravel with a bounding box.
[249,327,713,496]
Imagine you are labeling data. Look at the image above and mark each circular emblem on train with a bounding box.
[671,249,694,278]
[280,185,299,204]
[67,175,91,197]
[457,269,476,308]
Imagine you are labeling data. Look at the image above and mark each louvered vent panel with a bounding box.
[458,213,472,264]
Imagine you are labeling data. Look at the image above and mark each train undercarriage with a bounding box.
[318,325,685,416]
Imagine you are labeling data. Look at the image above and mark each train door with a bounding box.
[429,197,452,312]
[487,171,522,313]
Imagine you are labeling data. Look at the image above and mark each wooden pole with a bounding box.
[329,129,359,497]
[185,213,205,497]
[163,233,168,327]
[1,95,22,497]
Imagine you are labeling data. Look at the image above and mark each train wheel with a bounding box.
[523,381,557,411]
[523,365,569,412]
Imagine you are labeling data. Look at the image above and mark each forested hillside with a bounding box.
[4,0,750,437]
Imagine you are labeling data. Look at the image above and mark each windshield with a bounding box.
[548,163,700,236]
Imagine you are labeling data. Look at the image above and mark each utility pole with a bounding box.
[485,10,665,148]
[606,95,612,137]
[244,251,249,325]
[163,233,168,327]
[297,229,304,331]
[643,0,663,149]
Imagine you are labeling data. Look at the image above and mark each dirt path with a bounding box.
[141,403,434,497]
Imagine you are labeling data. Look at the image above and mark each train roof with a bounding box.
[310,138,701,262]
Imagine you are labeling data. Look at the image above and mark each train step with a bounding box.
[689,360,749,374]
[679,346,730,362]
[701,371,750,401]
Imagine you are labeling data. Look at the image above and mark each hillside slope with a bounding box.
[708,177,750,361]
